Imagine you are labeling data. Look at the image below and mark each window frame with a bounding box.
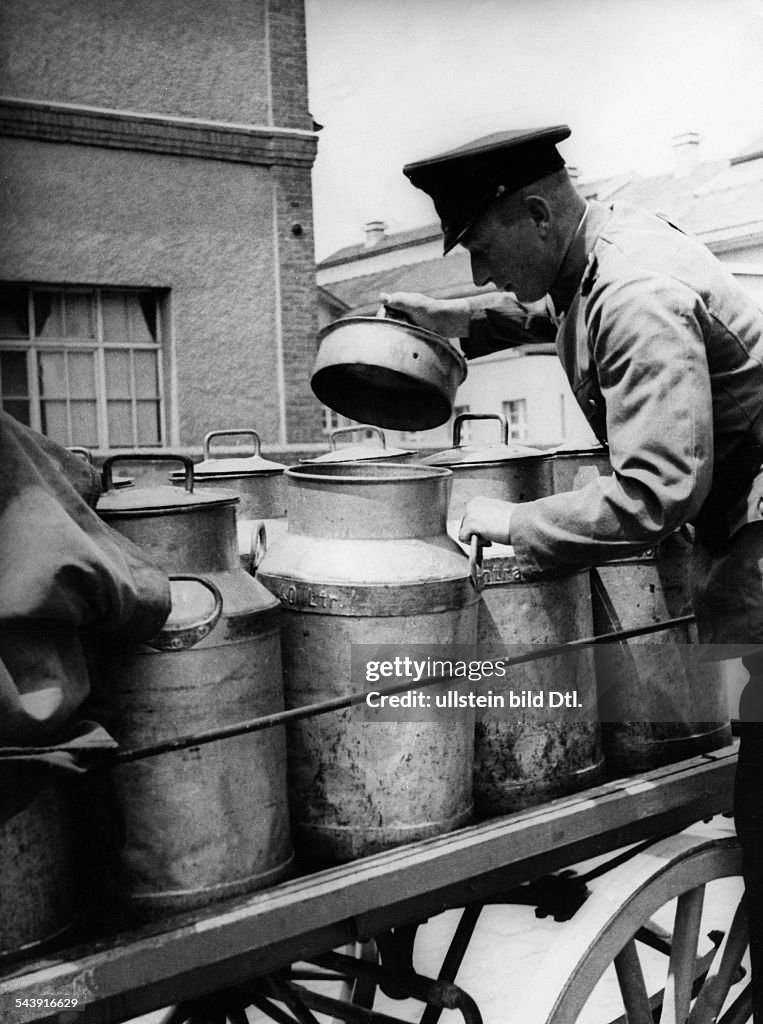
[0,284,166,450]
[321,408,359,436]
[502,397,529,443]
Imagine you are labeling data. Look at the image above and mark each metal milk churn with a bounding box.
[425,414,604,815]
[257,462,480,863]
[550,441,612,493]
[97,454,292,916]
[301,425,417,465]
[173,429,288,573]
[1,766,77,957]
[591,530,732,775]
[421,413,554,518]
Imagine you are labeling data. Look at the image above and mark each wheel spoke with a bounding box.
[249,991,302,1024]
[637,918,674,956]
[716,983,754,1024]
[515,832,744,1024]
[225,1008,250,1024]
[660,885,705,1024]
[688,896,749,1024]
[161,1006,192,1024]
[615,940,653,1023]
[265,976,322,1024]
[338,939,378,1012]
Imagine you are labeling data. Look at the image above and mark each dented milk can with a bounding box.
[470,548,603,815]
[0,766,77,957]
[97,454,292,916]
[425,416,603,815]
[173,429,288,573]
[591,530,732,775]
[257,462,479,863]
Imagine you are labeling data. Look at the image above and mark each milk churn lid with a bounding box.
[311,309,467,431]
[186,429,287,479]
[422,442,546,467]
[552,440,608,458]
[98,454,239,516]
[421,412,547,467]
[302,425,414,464]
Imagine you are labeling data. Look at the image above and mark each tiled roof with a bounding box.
[317,284,350,311]
[318,143,763,314]
[319,223,442,267]
[579,158,763,237]
[319,250,490,314]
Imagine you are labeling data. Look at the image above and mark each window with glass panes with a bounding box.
[321,408,358,434]
[0,284,164,448]
[501,398,528,442]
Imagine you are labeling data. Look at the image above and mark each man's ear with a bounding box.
[523,194,551,238]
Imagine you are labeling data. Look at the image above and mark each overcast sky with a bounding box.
[304,0,763,260]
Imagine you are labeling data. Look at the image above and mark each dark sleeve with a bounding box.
[460,295,558,359]
[0,412,170,640]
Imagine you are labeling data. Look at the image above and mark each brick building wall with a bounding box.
[273,164,321,444]
[0,0,322,451]
[0,0,272,126]
[267,0,314,131]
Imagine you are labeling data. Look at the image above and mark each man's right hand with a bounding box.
[459,497,517,546]
[380,292,472,338]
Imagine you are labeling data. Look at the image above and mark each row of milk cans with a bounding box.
[1,419,731,956]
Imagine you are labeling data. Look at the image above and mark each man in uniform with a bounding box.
[382,125,763,1018]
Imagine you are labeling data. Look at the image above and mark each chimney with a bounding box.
[671,132,701,178]
[363,220,387,248]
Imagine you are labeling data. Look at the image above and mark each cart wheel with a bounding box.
[333,939,378,1012]
[522,827,750,1024]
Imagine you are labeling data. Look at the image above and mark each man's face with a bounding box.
[460,193,556,303]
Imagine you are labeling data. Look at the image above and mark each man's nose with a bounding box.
[470,253,491,288]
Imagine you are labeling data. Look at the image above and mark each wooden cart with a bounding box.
[0,743,746,1024]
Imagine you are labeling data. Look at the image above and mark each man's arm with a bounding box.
[508,274,715,577]
[380,291,556,353]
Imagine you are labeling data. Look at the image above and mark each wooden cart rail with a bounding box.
[0,745,737,1024]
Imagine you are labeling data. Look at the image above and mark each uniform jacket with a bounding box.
[464,200,763,582]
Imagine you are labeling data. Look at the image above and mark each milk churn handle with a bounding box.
[454,412,509,447]
[329,425,386,450]
[203,429,261,461]
[144,575,223,651]
[469,534,487,592]
[102,453,195,493]
[249,520,268,575]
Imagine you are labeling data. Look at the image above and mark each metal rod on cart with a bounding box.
[104,613,695,767]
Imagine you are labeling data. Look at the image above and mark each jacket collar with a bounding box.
[549,199,612,316]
